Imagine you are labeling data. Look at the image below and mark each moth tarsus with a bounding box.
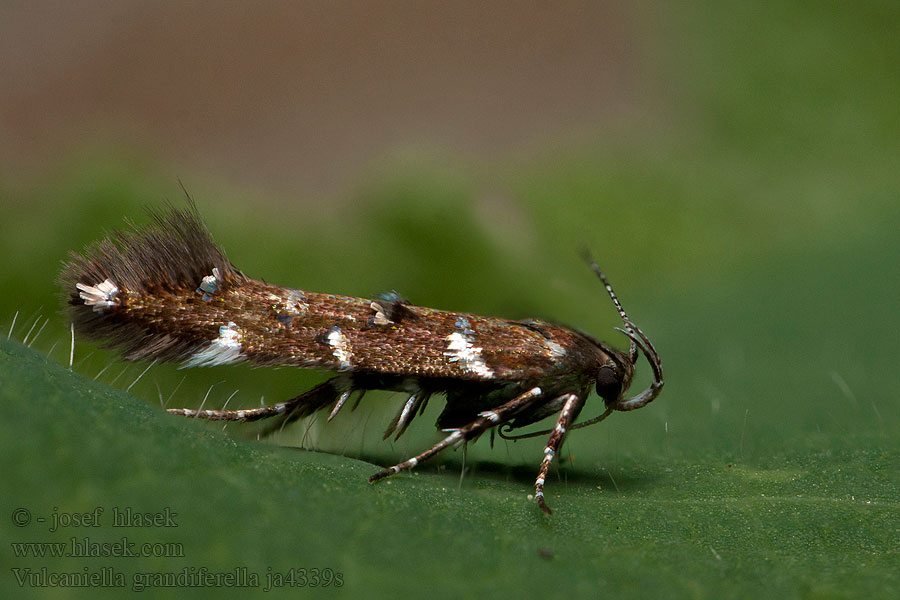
[60,203,664,514]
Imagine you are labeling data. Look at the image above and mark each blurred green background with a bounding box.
[2,2,898,598]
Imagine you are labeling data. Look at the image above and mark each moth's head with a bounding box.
[583,253,664,411]
[594,345,635,405]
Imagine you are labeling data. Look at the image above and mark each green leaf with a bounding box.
[4,242,898,600]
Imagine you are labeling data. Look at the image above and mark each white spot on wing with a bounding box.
[444,329,494,378]
[368,301,392,326]
[281,289,309,315]
[545,339,567,359]
[325,327,352,370]
[182,321,245,367]
[76,279,119,313]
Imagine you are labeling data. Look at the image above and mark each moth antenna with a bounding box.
[613,325,664,410]
[580,250,638,363]
[614,326,661,381]
[581,250,664,410]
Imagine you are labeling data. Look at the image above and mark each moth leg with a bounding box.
[369,386,544,483]
[383,390,431,441]
[533,393,585,515]
[258,378,357,437]
[167,375,351,424]
[396,391,431,439]
[327,388,355,422]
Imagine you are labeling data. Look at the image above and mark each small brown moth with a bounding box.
[60,203,663,513]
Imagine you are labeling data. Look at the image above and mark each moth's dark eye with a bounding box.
[595,366,622,401]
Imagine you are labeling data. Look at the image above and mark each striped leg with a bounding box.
[534,393,585,514]
[167,376,351,423]
[369,387,544,483]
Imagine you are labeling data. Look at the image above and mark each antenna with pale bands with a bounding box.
[580,250,638,363]
[583,251,664,411]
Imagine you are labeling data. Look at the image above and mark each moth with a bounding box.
[60,203,663,513]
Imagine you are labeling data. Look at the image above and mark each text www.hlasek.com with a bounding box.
[11,537,184,558]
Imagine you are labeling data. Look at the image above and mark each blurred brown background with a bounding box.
[1,1,643,200]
